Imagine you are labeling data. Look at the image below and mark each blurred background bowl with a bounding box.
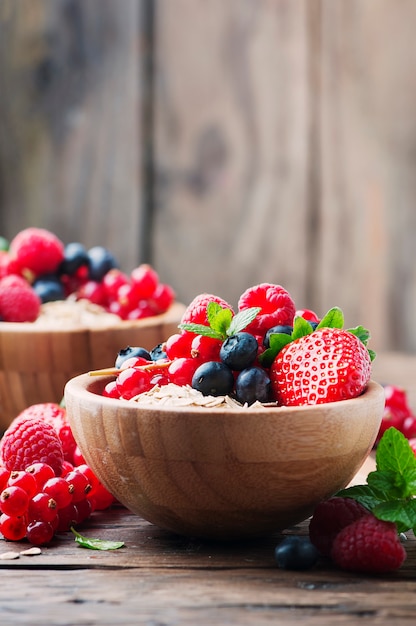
[0,302,185,432]
[65,374,384,540]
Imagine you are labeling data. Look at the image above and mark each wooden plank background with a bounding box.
[0,0,416,355]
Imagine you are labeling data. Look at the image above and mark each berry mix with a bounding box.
[103,283,374,408]
[0,227,175,323]
[0,403,115,546]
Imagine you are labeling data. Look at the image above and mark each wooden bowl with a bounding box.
[64,374,385,540]
[0,303,185,432]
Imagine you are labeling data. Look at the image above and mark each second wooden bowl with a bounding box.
[0,302,185,432]
[65,375,385,540]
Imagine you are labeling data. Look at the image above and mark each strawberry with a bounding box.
[270,327,372,406]
[331,513,406,573]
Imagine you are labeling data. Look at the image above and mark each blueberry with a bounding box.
[33,275,65,303]
[263,325,293,348]
[150,343,168,361]
[115,346,152,369]
[235,367,271,405]
[59,242,90,276]
[87,246,118,282]
[220,332,258,371]
[192,361,234,396]
[274,536,320,570]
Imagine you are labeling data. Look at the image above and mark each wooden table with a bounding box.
[0,352,415,626]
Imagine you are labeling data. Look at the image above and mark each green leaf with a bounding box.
[71,527,125,551]
[367,469,409,499]
[292,315,315,340]
[372,499,416,534]
[316,306,344,329]
[227,307,261,336]
[336,484,384,511]
[210,307,233,337]
[376,427,416,477]
[347,325,370,345]
[178,322,223,339]
[206,301,223,326]
[368,348,377,362]
[258,333,293,368]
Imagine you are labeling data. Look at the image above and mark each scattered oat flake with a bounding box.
[129,383,275,409]
[0,551,20,560]
[20,547,42,556]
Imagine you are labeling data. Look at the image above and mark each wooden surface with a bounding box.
[0,352,415,625]
[1,1,416,354]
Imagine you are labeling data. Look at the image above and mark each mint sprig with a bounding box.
[71,527,125,551]
[179,302,261,340]
[336,428,416,534]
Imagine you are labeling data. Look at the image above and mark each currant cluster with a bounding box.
[0,462,114,545]
[105,329,277,405]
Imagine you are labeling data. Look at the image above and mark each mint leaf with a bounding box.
[71,527,124,551]
[227,307,261,336]
[206,301,223,326]
[336,484,384,511]
[337,428,416,533]
[376,427,416,477]
[372,499,416,534]
[179,322,223,339]
[316,306,344,329]
[258,332,293,368]
[210,307,233,337]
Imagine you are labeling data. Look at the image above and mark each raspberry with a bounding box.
[331,514,406,573]
[238,283,296,335]
[181,293,234,326]
[0,417,64,476]
[15,403,77,465]
[0,274,41,322]
[309,496,369,556]
[9,227,64,279]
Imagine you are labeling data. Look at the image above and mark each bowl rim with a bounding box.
[65,374,384,416]
[0,302,185,335]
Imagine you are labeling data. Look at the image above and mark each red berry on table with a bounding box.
[331,514,406,573]
[0,513,27,541]
[238,283,296,335]
[0,485,29,517]
[9,227,64,279]
[42,477,73,509]
[25,462,56,491]
[7,470,38,499]
[0,274,41,322]
[308,496,369,557]
[0,417,64,476]
[26,519,55,546]
[27,492,58,523]
[270,327,372,406]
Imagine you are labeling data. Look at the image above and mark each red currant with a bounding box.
[0,486,29,517]
[0,467,11,492]
[167,357,200,386]
[103,380,120,398]
[7,470,38,499]
[25,463,55,491]
[90,482,115,510]
[0,513,27,541]
[56,503,79,533]
[43,477,73,509]
[130,264,159,298]
[164,332,193,359]
[27,492,58,523]
[26,520,55,546]
[150,283,174,313]
[191,334,222,361]
[116,367,153,399]
[65,470,92,503]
